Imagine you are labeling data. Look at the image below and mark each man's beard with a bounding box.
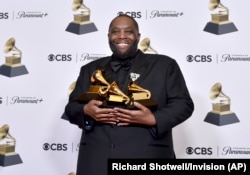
[109,40,139,59]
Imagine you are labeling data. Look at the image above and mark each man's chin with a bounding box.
[113,51,129,59]
[115,55,128,59]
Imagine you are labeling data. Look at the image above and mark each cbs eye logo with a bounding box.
[0,97,2,104]
[186,147,212,155]
[186,55,212,63]
[0,12,9,19]
[43,143,67,151]
[117,11,142,18]
[48,54,72,61]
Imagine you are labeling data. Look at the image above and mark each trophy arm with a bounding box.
[108,82,131,105]
[219,92,231,104]
[128,82,152,99]
[98,85,110,97]
[217,3,229,15]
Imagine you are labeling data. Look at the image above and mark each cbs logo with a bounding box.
[186,147,212,155]
[43,143,67,151]
[186,55,212,63]
[0,12,8,19]
[117,11,142,18]
[48,54,72,61]
[0,97,2,104]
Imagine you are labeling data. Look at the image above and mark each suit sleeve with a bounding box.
[150,59,194,138]
[64,66,95,130]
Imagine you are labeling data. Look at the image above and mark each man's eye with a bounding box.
[112,31,119,34]
[125,31,133,34]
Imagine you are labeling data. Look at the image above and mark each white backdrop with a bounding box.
[0,0,250,174]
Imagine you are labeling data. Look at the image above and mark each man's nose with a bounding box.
[118,31,126,38]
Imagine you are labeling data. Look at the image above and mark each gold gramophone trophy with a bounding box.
[127,80,157,110]
[0,38,28,77]
[68,172,76,175]
[203,0,238,35]
[204,83,239,126]
[0,124,22,166]
[139,38,158,54]
[66,0,98,35]
[77,69,157,110]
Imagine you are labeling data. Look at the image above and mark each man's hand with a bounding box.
[113,101,156,126]
[83,100,118,125]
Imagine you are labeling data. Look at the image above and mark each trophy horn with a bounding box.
[128,81,151,99]
[209,0,220,10]
[72,0,89,12]
[209,0,228,14]
[108,82,131,105]
[209,82,230,103]
[68,173,76,175]
[90,69,111,96]
[139,38,158,54]
[90,69,110,86]
[0,124,9,140]
[68,81,76,95]
[0,124,16,143]
[4,38,22,56]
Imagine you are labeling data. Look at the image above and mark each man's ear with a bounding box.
[137,33,141,41]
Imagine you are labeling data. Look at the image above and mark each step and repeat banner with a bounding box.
[0,0,250,174]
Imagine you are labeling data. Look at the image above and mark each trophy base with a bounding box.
[102,101,131,109]
[203,22,238,35]
[66,22,98,35]
[77,93,158,110]
[204,112,240,126]
[0,154,23,167]
[77,93,100,102]
[102,99,157,111]
[0,64,28,77]
[136,99,157,111]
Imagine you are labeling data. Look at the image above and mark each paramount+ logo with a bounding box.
[186,55,212,63]
[186,147,213,155]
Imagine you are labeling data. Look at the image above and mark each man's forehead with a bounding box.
[110,18,135,29]
[112,17,134,24]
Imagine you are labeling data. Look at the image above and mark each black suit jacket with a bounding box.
[64,50,194,175]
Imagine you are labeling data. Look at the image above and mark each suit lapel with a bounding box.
[129,51,150,83]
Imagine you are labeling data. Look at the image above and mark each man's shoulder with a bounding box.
[82,56,111,68]
[143,53,175,63]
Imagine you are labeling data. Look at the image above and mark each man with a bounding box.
[64,14,194,175]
